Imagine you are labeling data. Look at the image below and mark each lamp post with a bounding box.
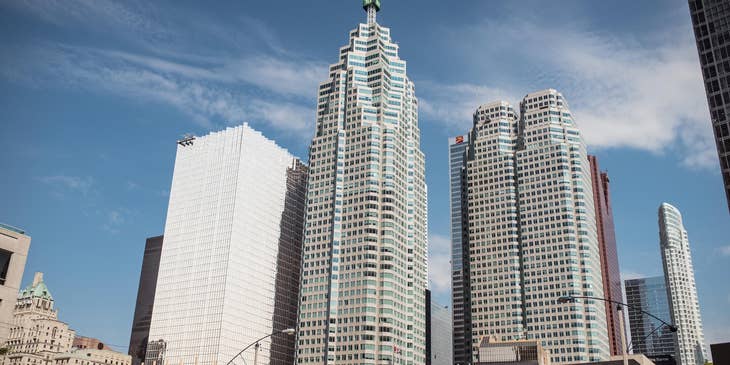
[224,328,296,365]
[557,295,677,360]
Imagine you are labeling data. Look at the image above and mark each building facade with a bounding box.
[624,276,676,359]
[0,224,31,346]
[449,135,472,365]
[55,348,131,365]
[73,336,110,350]
[128,235,163,365]
[428,295,452,365]
[588,156,623,356]
[295,2,428,364]
[476,336,551,365]
[451,90,609,364]
[658,203,706,365]
[4,273,75,365]
[688,0,730,212]
[145,124,308,365]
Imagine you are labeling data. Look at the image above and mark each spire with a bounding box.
[363,0,380,24]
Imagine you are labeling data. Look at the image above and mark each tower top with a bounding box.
[363,0,380,24]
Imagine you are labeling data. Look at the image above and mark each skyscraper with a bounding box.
[624,276,676,359]
[295,1,428,364]
[688,0,730,212]
[429,297,453,365]
[146,124,308,365]
[451,90,609,364]
[588,156,623,356]
[449,134,471,365]
[658,203,706,365]
[129,235,163,365]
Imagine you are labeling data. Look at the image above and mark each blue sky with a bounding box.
[1,0,728,354]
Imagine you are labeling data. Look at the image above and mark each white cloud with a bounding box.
[420,20,717,168]
[718,245,730,256]
[621,271,648,282]
[428,233,452,297]
[39,175,94,195]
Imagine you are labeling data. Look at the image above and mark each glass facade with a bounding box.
[624,276,676,358]
[146,124,308,365]
[129,235,163,365]
[688,0,730,212]
[295,5,427,365]
[430,298,452,365]
[449,135,471,365]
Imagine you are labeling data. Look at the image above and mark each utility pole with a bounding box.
[252,342,260,365]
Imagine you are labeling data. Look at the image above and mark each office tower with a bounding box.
[688,0,730,212]
[658,203,706,365]
[451,90,609,364]
[0,223,30,345]
[128,235,163,365]
[429,297,453,365]
[588,156,623,356]
[710,342,730,365]
[146,124,308,365]
[295,1,428,364]
[449,134,472,365]
[624,276,676,359]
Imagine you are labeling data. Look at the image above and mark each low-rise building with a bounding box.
[476,336,551,365]
[71,337,109,351]
[0,224,31,346]
[55,348,130,365]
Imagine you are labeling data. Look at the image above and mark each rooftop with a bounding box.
[0,223,25,235]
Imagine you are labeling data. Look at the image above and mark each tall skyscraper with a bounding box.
[129,235,163,365]
[295,1,428,364]
[449,134,471,365]
[0,223,30,346]
[451,90,609,364]
[588,156,623,356]
[658,203,706,365]
[624,276,676,359]
[688,0,730,212]
[146,124,308,365]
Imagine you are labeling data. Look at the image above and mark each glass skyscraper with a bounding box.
[688,0,730,212]
[449,134,471,365]
[129,235,163,365]
[624,276,676,358]
[295,1,428,364]
[145,124,308,365]
[450,90,609,364]
[659,203,707,365]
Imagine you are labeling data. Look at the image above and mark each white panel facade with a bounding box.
[147,124,306,365]
[659,203,706,365]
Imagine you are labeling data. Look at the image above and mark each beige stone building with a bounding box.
[4,272,75,365]
[55,348,130,365]
[0,224,31,346]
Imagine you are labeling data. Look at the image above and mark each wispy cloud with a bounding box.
[718,245,730,257]
[429,233,452,297]
[39,175,94,196]
[420,19,715,169]
[621,271,649,281]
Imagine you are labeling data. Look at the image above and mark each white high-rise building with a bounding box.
[295,1,428,364]
[658,203,706,365]
[146,124,308,365]
[450,90,609,364]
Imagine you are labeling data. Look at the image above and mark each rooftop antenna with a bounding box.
[363,0,380,24]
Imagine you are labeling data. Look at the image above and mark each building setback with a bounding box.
[624,276,676,359]
[128,235,163,365]
[295,1,428,364]
[450,90,609,364]
[658,203,706,365]
[145,124,308,365]
[0,223,30,346]
[588,156,623,356]
[688,0,730,212]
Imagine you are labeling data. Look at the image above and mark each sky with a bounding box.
[1,0,729,355]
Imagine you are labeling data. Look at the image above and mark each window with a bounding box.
[0,249,11,285]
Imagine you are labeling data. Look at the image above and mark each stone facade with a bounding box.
[0,224,31,346]
[55,349,130,365]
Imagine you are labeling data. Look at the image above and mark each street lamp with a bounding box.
[225,329,296,365]
[557,295,678,365]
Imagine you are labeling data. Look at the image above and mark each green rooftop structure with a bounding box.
[363,0,380,12]
[18,272,53,301]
